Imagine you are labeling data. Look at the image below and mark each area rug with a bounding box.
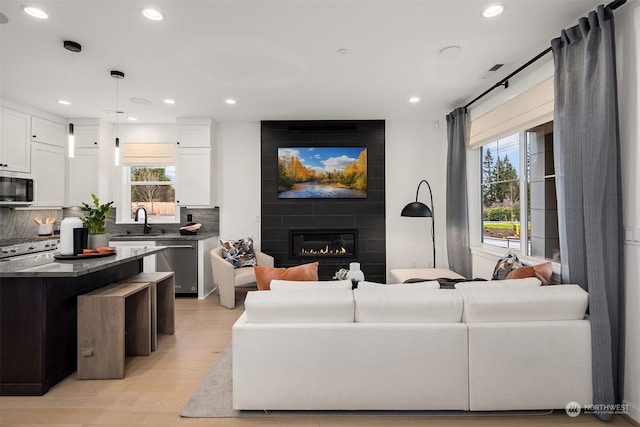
[180,343,553,418]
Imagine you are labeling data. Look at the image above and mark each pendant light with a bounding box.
[63,41,81,158]
[111,70,125,166]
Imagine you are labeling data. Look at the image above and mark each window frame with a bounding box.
[117,165,179,224]
[477,112,559,268]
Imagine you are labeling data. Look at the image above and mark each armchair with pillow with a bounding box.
[210,237,274,309]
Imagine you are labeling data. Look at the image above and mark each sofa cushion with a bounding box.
[454,277,541,289]
[244,289,354,323]
[270,279,352,290]
[254,262,319,290]
[460,284,588,323]
[358,281,440,290]
[220,236,257,268]
[354,288,463,323]
[505,261,553,285]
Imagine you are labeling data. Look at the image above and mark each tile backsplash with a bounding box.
[0,207,219,240]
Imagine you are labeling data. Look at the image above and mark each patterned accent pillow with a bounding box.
[220,237,257,269]
[491,253,523,280]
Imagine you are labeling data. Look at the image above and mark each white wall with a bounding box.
[617,2,640,422]
[216,122,262,248]
[385,119,448,277]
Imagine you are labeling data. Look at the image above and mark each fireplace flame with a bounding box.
[300,245,348,255]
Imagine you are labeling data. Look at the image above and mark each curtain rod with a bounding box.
[463,0,626,110]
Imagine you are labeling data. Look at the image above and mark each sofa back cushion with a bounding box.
[354,288,463,323]
[269,279,352,291]
[454,277,541,289]
[358,280,440,290]
[460,284,588,323]
[244,289,354,323]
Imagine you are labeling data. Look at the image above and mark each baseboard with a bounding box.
[623,400,640,426]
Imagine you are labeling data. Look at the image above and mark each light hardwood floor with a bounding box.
[0,288,635,427]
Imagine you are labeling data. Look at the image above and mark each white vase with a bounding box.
[88,233,110,249]
[59,217,83,255]
[347,262,365,283]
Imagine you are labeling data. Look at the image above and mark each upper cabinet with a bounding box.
[31,117,66,148]
[31,141,65,207]
[74,125,100,148]
[0,107,31,173]
[175,118,216,206]
[177,125,210,148]
[67,122,113,207]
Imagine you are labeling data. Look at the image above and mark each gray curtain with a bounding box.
[551,5,624,420]
[445,107,471,278]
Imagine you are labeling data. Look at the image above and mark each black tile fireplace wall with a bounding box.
[261,120,386,283]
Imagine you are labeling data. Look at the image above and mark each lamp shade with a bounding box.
[401,201,432,217]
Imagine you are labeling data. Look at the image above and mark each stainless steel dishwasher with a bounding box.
[155,240,198,296]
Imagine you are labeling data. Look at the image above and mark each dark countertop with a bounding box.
[108,231,218,241]
[0,246,166,278]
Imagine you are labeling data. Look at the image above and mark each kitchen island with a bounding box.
[0,246,166,396]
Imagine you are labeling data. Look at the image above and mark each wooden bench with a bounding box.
[77,282,151,379]
[117,272,175,351]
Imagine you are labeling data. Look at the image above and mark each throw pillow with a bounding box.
[505,261,553,285]
[254,262,320,290]
[220,237,257,269]
[491,253,523,280]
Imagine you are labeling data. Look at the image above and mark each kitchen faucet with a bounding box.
[134,206,152,234]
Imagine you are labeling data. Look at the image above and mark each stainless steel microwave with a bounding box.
[0,174,34,205]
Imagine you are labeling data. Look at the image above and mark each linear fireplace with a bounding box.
[289,229,357,259]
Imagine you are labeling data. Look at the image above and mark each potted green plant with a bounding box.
[80,193,114,248]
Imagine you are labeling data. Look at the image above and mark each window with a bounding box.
[119,143,178,223]
[481,120,560,262]
[124,166,177,223]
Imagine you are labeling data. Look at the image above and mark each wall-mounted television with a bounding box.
[278,147,367,199]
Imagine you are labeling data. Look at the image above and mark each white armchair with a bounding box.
[210,247,274,309]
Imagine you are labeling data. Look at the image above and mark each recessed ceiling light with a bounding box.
[23,6,48,19]
[130,97,151,105]
[58,100,71,105]
[439,45,462,59]
[142,8,163,21]
[163,99,175,104]
[225,99,236,105]
[483,5,504,18]
[337,48,349,55]
[127,117,138,121]
[409,97,420,103]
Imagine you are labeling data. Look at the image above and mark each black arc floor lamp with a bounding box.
[401,179,436,267]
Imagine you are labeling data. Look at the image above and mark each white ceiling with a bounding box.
[0,0,600,125]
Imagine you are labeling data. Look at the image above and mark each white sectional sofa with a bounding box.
[232,279,592,412]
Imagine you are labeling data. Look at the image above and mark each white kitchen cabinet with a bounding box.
[67,147,100,206]
[0,107,31,173]
[31,117,66,148]
[177,125,210,148]
[176,147,211,206]
[31,142,65,207]
[175,118,215,206]
[74,125,100,148]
